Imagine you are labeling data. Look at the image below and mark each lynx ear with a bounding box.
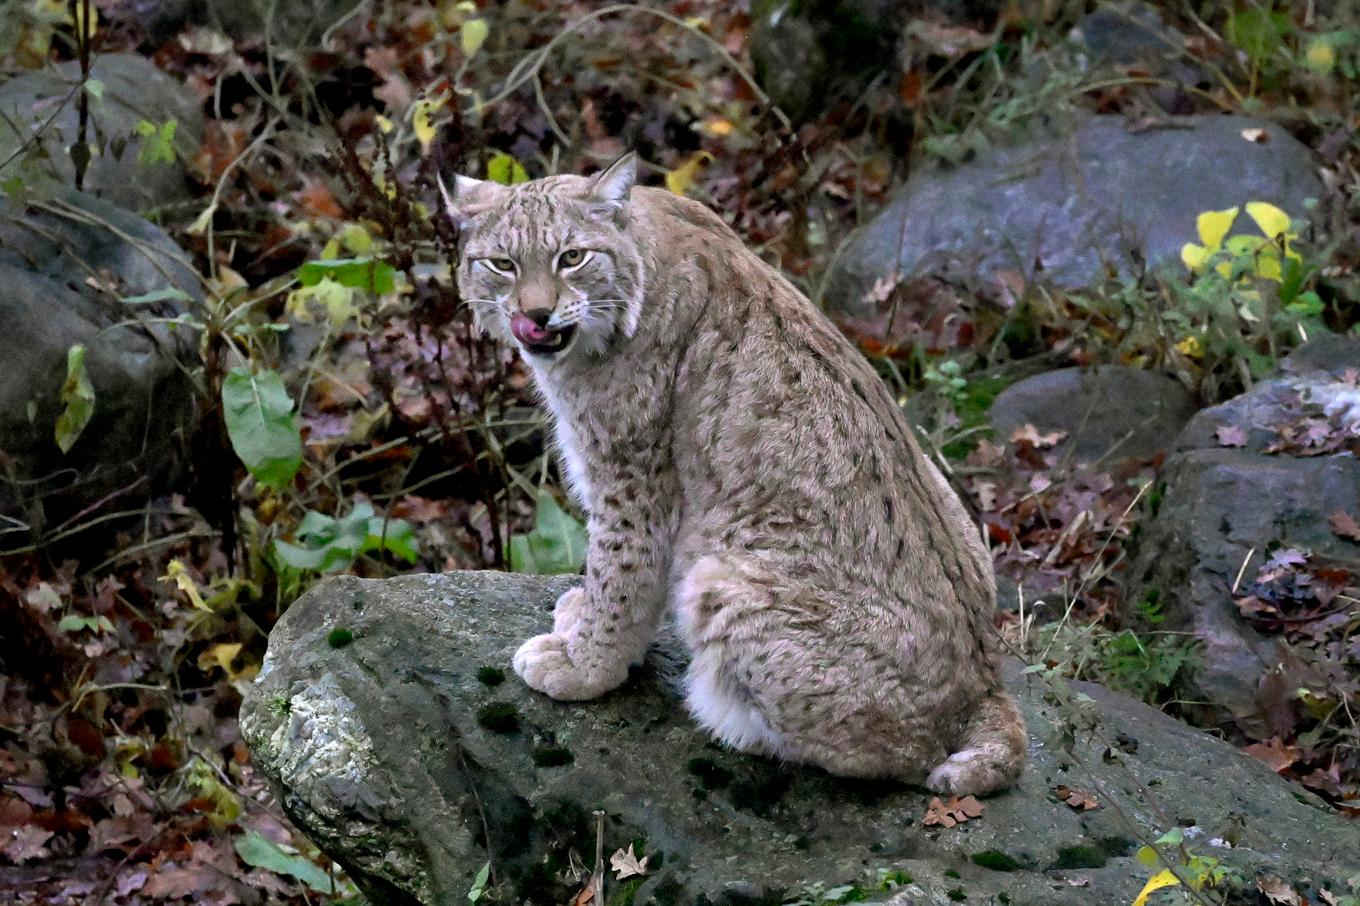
[437,172,492,229]
[587,152,637,206]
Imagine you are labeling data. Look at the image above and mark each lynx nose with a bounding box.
[522,308,553,329]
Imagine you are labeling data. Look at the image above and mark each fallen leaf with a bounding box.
[610,843,649,880]
[1243,737,1300,774]
[1010,424,1066,448]
[665,151,713,196]
[571,879,596,906]
[1215,425,1248,447]
[1256,874,1304,905]
[1328,510,1360,542]
[1054,785,1099,810]
[1132,869,1180,906]
[923,795,985,828]
[2,825,53,863]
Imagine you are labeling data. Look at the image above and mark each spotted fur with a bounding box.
[445,155,1026,796]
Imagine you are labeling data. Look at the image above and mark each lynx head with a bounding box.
[442,153,645,362]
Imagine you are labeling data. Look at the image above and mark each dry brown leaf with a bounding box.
[1215,425,1248,448]
[1328,510,1360,542]
[1054,785,1099,810]
[1010,424,1066,448]
[610,843,649,880]
[1255,874,1303,905]
[1244,737,1300,774]
[571,879,597,906]
[922,795,985,828]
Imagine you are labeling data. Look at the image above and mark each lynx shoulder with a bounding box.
[444,154,1025,795]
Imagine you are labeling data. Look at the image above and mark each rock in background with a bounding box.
[821,115,1322,321]
[0,189,200,535]
[242,571,1359,906]
[1126,335,1360,719]
[0,54,204,210]
[987,365,1195,466]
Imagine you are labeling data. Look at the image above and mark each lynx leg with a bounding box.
[925,690,1027,797]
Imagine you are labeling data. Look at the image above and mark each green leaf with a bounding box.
[83,79,104,99]
[361,517,420,563]
[134,119,178,166]
[234,830,335,894]
[467,861,490,904]
[486,152,529,185]
[461,18,489,57]
[296,257,397,294]
[120,287,193,306]
[273,502,419,574]
[221,368,302,490]
[55,344,95,454]
[1225,9,1291,64]
[506,492,587,574]
[57,614,114,634]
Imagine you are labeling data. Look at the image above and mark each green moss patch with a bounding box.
[1051,844,1107,870]
[532,745,574,767]
[476,701,521,734]
[971,850,1021,872]
[477,666,506,686]
[326,627,354,648]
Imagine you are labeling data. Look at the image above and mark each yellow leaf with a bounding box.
[1180,242,1211,272]
[1133,869,1181,906]
[1256,251,1283,282]
[701,117,734,137]
[1175,335,1203,359]
[336,222,374,255]
[162,559,210,612]
[198,642,240,673]
[72,0,97,39]
[665,151,714,197]
[375,114,394,134]
[287,279,357,327]
[461,18,489,56]
[1304,38,1336,74]
[1245,201,1291,240]
[410,94,447,154]
[1196,206,1239,250]
[186,202,218,237]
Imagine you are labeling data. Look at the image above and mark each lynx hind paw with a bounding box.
[512,633,615,702]
[925,746,1014,798]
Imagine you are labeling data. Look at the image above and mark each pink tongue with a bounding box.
[511,313,551,344]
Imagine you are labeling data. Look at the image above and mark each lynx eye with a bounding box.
[557,248,587,269]
[482,257,517,275]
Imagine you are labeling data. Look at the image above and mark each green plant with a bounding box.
[506,491,587,574]
[1130,828,1240,906]
[1026,616,1198,706]
[272,501,419,574]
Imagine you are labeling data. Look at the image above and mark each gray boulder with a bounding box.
[1126,335,1360,718]
[987,365,1196,465]
[242,571,1360,906]
[750,0,901,124]
[0,54,204,210]
[0,190,200,532]
[822,115,1322,320]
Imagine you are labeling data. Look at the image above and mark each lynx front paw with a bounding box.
[551,587,588,634]
[512,633,621,701]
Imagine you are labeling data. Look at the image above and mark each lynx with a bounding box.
[442,154,1026,796]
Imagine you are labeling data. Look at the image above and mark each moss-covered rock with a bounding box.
[242,571,1360,905]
